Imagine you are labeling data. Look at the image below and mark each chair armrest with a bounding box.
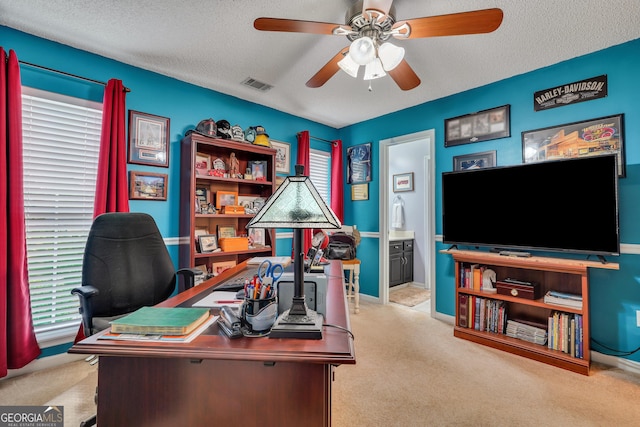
[176,268,204,291]
[71,285,99,337]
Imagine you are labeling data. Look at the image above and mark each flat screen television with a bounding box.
[442,154,620,256]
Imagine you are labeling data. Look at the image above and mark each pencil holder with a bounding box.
[242,296,277,332]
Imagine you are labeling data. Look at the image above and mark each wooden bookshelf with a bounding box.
[442,249,619,375]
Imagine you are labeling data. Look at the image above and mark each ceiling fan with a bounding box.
[254,0,503,91]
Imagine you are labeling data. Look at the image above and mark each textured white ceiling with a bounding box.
[1,0,639,128]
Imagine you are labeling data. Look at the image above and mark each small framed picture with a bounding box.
[216,190,238,207]
[250,161,268,181]
[271,140,291,174]
[217,225,236,239]
[453,150,497,171]
[248,228,266,247]
[212,260,236,275]
[351,183,369,201]
[198,234,218,253]
[128,110,170,167]
[129,171,168,201]
[195,152,211,175]
[393,172,414,192]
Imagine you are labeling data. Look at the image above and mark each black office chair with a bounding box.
[71,212,201,427]
[72,212,201,337]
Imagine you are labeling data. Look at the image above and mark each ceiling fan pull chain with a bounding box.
[368,81,373,92]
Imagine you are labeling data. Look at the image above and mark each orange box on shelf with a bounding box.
[222,205,245,214]
[219,237,249,252]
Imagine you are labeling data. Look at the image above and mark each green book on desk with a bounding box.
[110,306,210,335]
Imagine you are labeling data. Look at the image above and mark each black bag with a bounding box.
[325,232,356,260]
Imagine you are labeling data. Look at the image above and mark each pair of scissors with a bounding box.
[257,259,284,286]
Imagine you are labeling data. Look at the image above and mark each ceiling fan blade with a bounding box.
[254,17,351,35]
[388,60,421,91]
[392,8,503,39]
[363,0,394,17]
[306,47,350,88]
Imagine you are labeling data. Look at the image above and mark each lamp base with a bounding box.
[268,308,323,340]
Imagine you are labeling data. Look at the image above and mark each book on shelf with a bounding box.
[547,311,583,358]
[543,290,583,309]
[110,306,211,335]
[101,315,217,343]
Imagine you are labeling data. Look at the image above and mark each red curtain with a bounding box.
[296,131,312,256]
[93,79,129,217]
[74,78,129,344]
[0,48,41,378]
[330,139,344,223]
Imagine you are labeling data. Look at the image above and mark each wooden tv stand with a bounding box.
[443,249,619,375]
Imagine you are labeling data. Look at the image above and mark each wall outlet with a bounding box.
[636,310,640,327]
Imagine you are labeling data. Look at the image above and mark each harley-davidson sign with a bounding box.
[534,75,607,111]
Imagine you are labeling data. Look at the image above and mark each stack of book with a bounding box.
[543,290,582,309]
[458,294,507,334]
[505,319,548,345]
[548,312,583,358]
[100,306,214,342]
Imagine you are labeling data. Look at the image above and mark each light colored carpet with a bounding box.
[389,286,431,307]
[3,301,640,426]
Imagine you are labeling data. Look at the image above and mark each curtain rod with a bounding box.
[18,60,131,92]
[297,132,337,146]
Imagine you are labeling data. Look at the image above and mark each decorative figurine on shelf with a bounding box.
[230,152,239,178]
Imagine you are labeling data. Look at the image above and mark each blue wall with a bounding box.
[339,38,640,362]
[4,25,640,363]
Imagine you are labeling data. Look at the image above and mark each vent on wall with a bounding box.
[241,77,273,92]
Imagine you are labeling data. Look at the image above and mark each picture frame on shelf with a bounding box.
[521,114,625,177]
[198,234,218,253]
[129,171,168,201]
[127,110,170,167]
[194,227,209,242]
[351,183,369,201]
[271,140,291,174]
[250,161,268,181]
[195,152,211,175]
[347,142,372,184]
[445,105,510,147]
[212,260,236,275]
[392,172,414,192]
[217,225,236,239]
[216,190,238,208]
[248,228,266,247]
[453,150,497,171]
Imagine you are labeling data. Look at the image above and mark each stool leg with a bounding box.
[353,266,360,314]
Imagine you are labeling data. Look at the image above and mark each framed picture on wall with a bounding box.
[128,171,168,201]
[271,140,291,174]
[393,173,414,192]
[453,150,497,171]
[521,114,625,177]
[128,110,170,167]
[347,143,372,184]
[445,105,510,147]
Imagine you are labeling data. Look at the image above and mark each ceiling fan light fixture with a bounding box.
[349,36,376,65]
[363,58,386,80]
[338,54,360,78]
[378,42,405,71]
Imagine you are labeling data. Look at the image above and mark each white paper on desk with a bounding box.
[192,291,243,308]
[247,256,291,267]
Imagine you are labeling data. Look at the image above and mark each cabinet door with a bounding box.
[389,252,403,287]
[403,248,414,283]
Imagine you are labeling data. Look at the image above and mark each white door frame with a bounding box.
[379,129,436,315]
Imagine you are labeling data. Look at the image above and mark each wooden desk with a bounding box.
[69,261,355,426]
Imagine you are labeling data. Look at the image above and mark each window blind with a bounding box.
[21,87,103,342]
[309,148,331,203]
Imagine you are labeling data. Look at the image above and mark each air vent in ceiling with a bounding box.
[241,77,273,92]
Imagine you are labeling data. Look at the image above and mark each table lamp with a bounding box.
[247,164,341,339]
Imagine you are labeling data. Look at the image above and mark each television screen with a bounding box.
[442,154,620,256]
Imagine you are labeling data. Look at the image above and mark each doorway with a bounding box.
[379,130,436,316]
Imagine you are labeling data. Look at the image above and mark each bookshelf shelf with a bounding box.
[443,249,619,375]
